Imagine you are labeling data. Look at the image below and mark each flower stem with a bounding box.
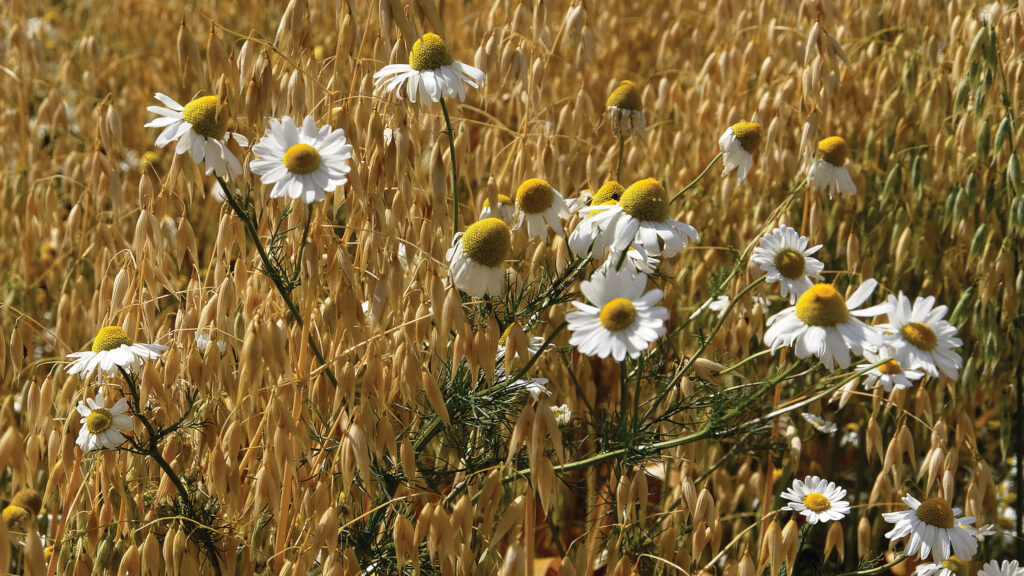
[439,96,459,238]
[616,133,625,181]
[671,152,722,203]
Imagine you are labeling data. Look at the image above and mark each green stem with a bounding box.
[440,96,459,237]
[672,152,723,203]
[716,349,773,376]
[616,133,625,181]
[837,554,906,576]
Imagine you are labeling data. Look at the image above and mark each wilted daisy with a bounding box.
[145,93,248,177]
[780,476,851,524]
[808,136,856,198]
[979,560,1024,576]
[605,81,645,138]
[75,396,133,452]
[373,33,485,105]
[750,226,825,303]
[565,189,594,214]
[583,178,699,257]
[568,182,624,256]
[66,326,168,379]
[800,412,838,434]
[566,266,668,361]
[764,280,891,371]
[513,178,569,238]
[480,194,515,223]
[876,292,963,379]
[882,494,978,561]
[718,121,761,183]
[447,218,511,298]
[249,115,353,204]
[856,349,925,392]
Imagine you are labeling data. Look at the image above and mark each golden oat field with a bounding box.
[0,0,1022,574]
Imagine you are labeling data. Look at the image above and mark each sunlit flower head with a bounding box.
[808,136,856,199]
[719,121,761,183]
[876,292,963,379]
[781,476,850,524]
[75,396,133,452]
[800,412,838,434]
[480,193,515,223]
[978,560,1024,576]
[566,266,668,361]
[145,93,248,177]
[856,348,925,392]
[882,494,978,562]
[249,115,353,204]
[581,178,698,257]
[750,226,825,303]
[764,280,891,371]
[914,558,969,576]
[568,182,624,256]
[551,403,572,426]
[597,244,661,277]
[513,178,569,238]
[373,33,485,106]
[66,326,168,379]
[605,81,645,138]
[446,218,511,298]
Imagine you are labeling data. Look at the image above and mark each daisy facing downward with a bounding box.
[447,218,512,298]
[66,326,168,379]
[250,115,353,204]
[780,476,850,524]
[583,178,699,257]
[808,136,857,198]
[718,121,761,183]
[373,33,485,106]
[513,178,569,238]
[145,93,248,177]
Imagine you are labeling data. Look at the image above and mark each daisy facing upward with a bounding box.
[750,225,825,303]
[780,475,850,524]
[146,93,249,177]
[447,218,512,298]
[876,292,963,379]
[882,494,978,562]
[250,115,354,204]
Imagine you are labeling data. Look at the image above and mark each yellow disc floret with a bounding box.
[619,178,669,222]
[731,121,762,152]
[516,178,555,214]
[606,81,642,111]
[901,321,938,351]
[940,558,970,576]
[818,136,849,166]
[878,360,903,375]
[92,326,132,353]
[461,218,511,267]
[592,181,625,205]
[795,284,850,327]
[802,493,831,512]
[599,298,637,331]
[409,33,454,71]
[11,489,42,516]
[915,497,955,528]
[2,505,29,528]
[86,408,114,434]
[774,248,806,280]
[483,194,512,208]
[181,96,228,140]
[283,143,322,175]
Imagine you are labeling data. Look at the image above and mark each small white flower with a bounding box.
[718,121,761,183]
[145,93,248,177]
[249,115,353,204]
[566,266,669,361]
[750,226,825,303]
[446,218,511,298]
[605,81,645,138]
[195,332,227,355]
[66,326,168,379]
[979,559,1024,576]
[840,423,860,447]
[800,412,838,434]
[551,404,572,426]
[373,33,485,106]
[516,378,551,400]
[497,328,547,362]
[914,562,955,576]
[876,292,963,379]
[581,178,698,258]
[513,178,570,238]
[780,475,851,524]
[75,396,133,452]
[480,194,515,224]
[882,494,978,562]
[808,136,857,199]
[856,348,925,392]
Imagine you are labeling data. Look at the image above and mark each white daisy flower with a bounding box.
[75,396,133,452]
[581,178,699,257]
[763,280,892,371]
[840,423,860,447]
[598,244,661,277]
[718,121,761,183]
[979,560,1024,576]
[551,403,572,426]
[66,326,169,379]
[605,81,645,138]
[808,136,857,199]
[446,218,511,298]
[195,332,227,355]
[565,189,594,214]
[497,325,548,361]
[875,292,963,379]
[480,193,515,224]
[800,412,838,434]
[566,266,669,361]
[515,377,551,400]
[145,93,248,177]
[249,115,353,204]
[856,348,925,392]
[513,178,570,238]
[750,226,825,303]
[780,475,851,524]
[373,33,485,106]
[569,185,622,256]
[882,494,979,561]
[914,561,958,576]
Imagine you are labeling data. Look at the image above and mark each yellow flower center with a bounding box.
[619,178,669,222]
[774,248,806,280]
[461,218,511,267]
[915,497,955,529]
[592,181,625,205]
[86,408,114,434]
[940,558,969,576]
[482,194,512,208]
[606,81,642,111]
[818,136,849,166]
[878,360,903,375]
[900,322,938,351]
[599,298,637,331]
[409,33,454,71]
[2,505,29,527]
[283,143,322,175]
[516,178,555,214]
[731,121,762,152]
[802,493,831,512]
[92,326,132,353]
[795,284,850,327]
[181,96,228,140]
